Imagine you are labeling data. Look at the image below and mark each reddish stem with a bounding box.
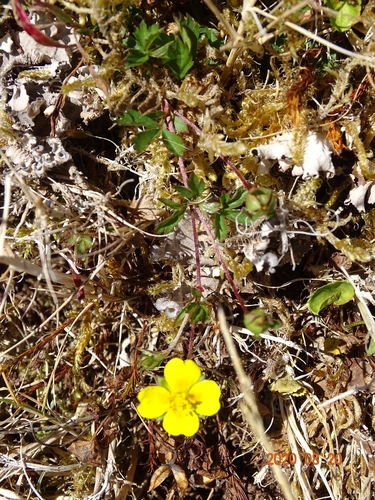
[190,206,202,292]
[187,324,195,359]
[172,108,252,190]
[195,207,249,314]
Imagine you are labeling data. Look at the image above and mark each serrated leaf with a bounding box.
[134,21,163,51]
[161,129,185,156]
[307,281,355,314]
[221,209,241,222]
[172,115,188,133]
[178,23,197,59]
[159,198,183,210]
[188,173,205,197]
[214,213,228,242]
[76,235,92,255]
[133,129,161,151]
[163,37,194,78]
[156,207,186,234]
[118,109,159,129]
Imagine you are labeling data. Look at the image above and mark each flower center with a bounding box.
[170,392,196,416]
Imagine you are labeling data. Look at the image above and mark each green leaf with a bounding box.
[174,302,196,325]
[191,288,203,298]
[227,187,249,208]
[188,173,205,197]
[134,21,163,51]
[133,128,161,151]
[219,192,230,209]
[138,350,165,370]
[156,207,186,234]
[145,111,166,120]
[214,213,228,242]
[148,37,174,58]
[76,235,92,255]
[178,23,197,60]
[246,187,276,220]
[223,209,250,224]
[175,302,208,325]
[367,338,375,356]
[159,198,183,210]
[125,49,149,67]
[118,109,159,128]
[324,0,361,31]
[307,281,355,314]
[175,186,195,199]
[190,304,209,323]
[172,115,188,133]
[244,308,282,339]
[161,129,185,156]
[163,37,194,78]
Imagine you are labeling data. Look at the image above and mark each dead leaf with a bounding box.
[68,439,103,467]
[148,464,172,492]
[170,463,189,496]
[269,375,306,396]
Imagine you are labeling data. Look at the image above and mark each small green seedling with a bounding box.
[323,0,361,32]
[307,280,355,314]
[123,15,223,78]
[244,308,282,338]
[174,288,209,325]
[246,187,276,222]
[156,173,205,235]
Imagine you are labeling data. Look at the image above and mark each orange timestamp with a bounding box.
[266,452,343,466]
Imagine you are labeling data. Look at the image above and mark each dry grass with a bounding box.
[1,0,375,498]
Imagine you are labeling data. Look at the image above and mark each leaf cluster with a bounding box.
[117,109,187,154]
[156,173,205,235]
[123,15,222,79]
[175,288,209,325]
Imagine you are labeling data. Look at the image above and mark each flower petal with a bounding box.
[164,358,201,393]
[137,386,171,419]
[163,408,200,437]
[189,380,221,416]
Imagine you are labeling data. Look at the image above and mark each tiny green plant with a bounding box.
[122,15,222,79]
[244,308,282,338]
[323,0,361,32]
[156,173,205,235]
[117,109,186,154]
[307,280,355,314]
[174,288,209,326]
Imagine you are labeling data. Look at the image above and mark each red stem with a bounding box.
[172,108,252,190]
[195,207,249,314]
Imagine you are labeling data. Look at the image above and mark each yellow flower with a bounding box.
[137,358,221,437]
